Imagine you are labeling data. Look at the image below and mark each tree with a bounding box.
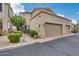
[11,15,25,31]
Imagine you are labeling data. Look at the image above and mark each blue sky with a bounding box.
[21,3,79,23]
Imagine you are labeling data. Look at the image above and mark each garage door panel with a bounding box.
[45,23,62,37]
[66,25,70,34]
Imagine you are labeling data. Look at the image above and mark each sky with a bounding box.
[10,3,79,24]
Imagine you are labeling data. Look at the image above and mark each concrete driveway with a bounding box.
[0,34,79,56]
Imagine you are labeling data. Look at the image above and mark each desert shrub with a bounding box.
[13,31,22,37]
[7,32,21,43]
[33,35,39,39]
[26,28,38,39]
[30,30,38,38]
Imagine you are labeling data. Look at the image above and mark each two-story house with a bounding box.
[0,3,13,35]
[20,8,73,38]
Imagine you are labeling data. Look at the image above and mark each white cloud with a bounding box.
[68,18,77,24]
[57,14,77,24]
[72,19,77,24]
[57,14,65,17]
[10,3,25,14]
[76,12,79,14]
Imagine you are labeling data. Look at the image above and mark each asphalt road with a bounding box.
[0,34,79,56]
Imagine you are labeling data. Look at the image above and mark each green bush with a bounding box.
[8,32,21,43]
[13,31,22,37]
[33,35,39,39]
[30,30,38,38]
[26,28,38,38]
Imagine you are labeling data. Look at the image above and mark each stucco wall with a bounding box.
[20,13,31,25]
[29,14,42,36]
[1,3,13,34]
[41,12,72,37]
[29,12,73,38]
[2,4,8,34]
[0,12,3,19]
[32,9,56,17]
[41,13,71,25]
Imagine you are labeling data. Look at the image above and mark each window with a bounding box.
[0,3,2,11]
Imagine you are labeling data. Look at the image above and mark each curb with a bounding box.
[38,33,79,43]
[0,33,79,51]
[0,41,36,52]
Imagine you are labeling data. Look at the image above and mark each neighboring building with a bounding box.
[20,8,73,38]
[0,3,13,35]
[77,20,79,32]
[20,12,31,28]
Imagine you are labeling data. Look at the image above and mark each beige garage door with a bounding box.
[45,23,62,37]
[65,25,70,34]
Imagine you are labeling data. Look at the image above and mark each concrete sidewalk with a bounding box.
[0,34,25,48]
[0,33,79,56]
[24,33,76,43]
[0,33,78,51]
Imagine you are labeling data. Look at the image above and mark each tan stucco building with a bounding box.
[0,3,13,35]
[20,8,73,38]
